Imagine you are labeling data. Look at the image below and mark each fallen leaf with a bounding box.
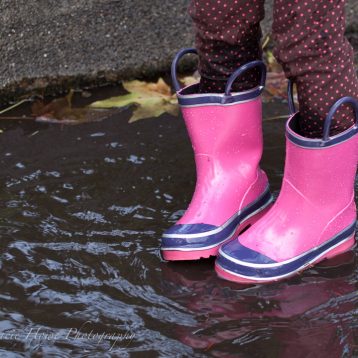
[35,108,120,125]
[31,89,89,122]
[263,71,287,101]
[262,34,271,50]
[178,76,197,87]
[89,78,179,122]
[129,98,179,123]
[0,98,32,115]
[180,71,200,87]
[265,50,283,73]
[31,89,121,124]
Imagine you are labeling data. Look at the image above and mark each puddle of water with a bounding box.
[0,96,356,357]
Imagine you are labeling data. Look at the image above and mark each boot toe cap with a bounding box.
[161,223,219,249]
[163,223,217,236]
[219,239,277,265]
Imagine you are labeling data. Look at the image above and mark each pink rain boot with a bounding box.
[216,85,358,283]
[161,48,273,261]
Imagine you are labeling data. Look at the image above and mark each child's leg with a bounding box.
[188,0,265,92]
[272,0,358,137]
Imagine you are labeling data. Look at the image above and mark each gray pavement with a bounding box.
[0,0,356,102]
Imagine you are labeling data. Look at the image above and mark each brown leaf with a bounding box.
[263,71,287,100]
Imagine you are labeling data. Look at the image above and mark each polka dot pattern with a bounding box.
[188,0,265,92]
[273,0,358,137]
[188,0,358,138]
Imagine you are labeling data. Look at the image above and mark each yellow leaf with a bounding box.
[125,78,171,97]
[180,76,199,87]
[265,50,283,73]
[129,99,179,123]
[89,78,179,122]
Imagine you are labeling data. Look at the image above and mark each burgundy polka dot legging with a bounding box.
[188,0,358,137]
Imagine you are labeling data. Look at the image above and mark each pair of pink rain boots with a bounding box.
[160,48,358,284]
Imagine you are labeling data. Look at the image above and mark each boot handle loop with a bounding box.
[224,61,266,96]
[171,48,198,92]
[287,80,297,115]
[323,97,358,141]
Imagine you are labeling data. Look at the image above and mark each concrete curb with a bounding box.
[0,0,357,103]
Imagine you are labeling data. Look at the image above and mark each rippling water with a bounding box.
[0,98,356,357]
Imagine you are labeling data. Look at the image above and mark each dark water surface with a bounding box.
[0,97,356,357]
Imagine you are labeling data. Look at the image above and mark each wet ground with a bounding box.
[0,93,356,357]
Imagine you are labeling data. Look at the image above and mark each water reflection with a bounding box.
[161,252,357,357]
[0,98,355,356]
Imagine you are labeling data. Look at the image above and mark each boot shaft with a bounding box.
[181,97,264,170]
[283,96,358,210]
[173,48,267,174]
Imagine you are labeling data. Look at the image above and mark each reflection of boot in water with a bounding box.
[160,252,356,356]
